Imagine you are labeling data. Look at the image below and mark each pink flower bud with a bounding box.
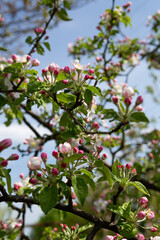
[124,97,132,106]
[92,122,100,129]
[126,163,131,169]
[138,211,146,219]
[58,142,71,154]
[37,173,42,177]
[79,139,83,144]
[102,153,107,159]
[51,168,59,176]
[71,191,76,199]
[112,96,118,104]
[41,152,47,161]
[97,146,103,152]
[132,168,137,174]
[1,160,8,167]
[41,90,45,95]
[136,95,143,105]
[54,69,60,75]
[27,55,31,61]
[11,54,17,61]
[63,66,70,73]
[89,76,95,79]
[27,156,42,170]
[62,79,69,84]
[54,227,58,231]
[78,150,84,154]
[48,63,57,72]
[73,147,79,153]
[84,74,90,80]
[151,227,158,232]
[32,59,40,66]
[88,69,95,75]
[20,173,24,179]
[52,150,59,158]
[106,236,114,240]
[149,153,154,159]
[42,69,47,75]
[14,182,21,191]
[148,211,155,220]
[30,178,37,184]
[137,234,145,240]
[139,197,148,205]
[0,139,12,152]
[61,162,67,168]
[8,154,19,160]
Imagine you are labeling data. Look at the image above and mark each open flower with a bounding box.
[71,59,89,71]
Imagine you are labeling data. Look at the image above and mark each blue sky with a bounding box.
[1,0,160,233]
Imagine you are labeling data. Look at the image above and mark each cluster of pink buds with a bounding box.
[59,223,79,238]
[117,163,137,177]
[35,27,45,34]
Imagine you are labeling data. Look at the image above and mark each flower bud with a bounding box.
[8,154,19,160]
[136,95,143,105]
[92,122,100,129]
[61,162,67,168]
[148,211,155,220]
[73,147,79,153]
[63,66,70,73]
[139,197,148,205]
[30,178,37,185]
[62,79,69,84]
[106,236,114,240]
[84,74,90,80]
[54,69,60,75]
[41,152,47,162]
[0,139,12,152]
[112,96,118,104]
[151,227,158,232]
[88,69,95,75]
[137,234,145,240]
[52,150,59,158]
[58,142,71,154]
[27,156,42,170]
[138,211,146,219]
[124,97,132,106]
[51,168,59,176]
[1,160,8,167]
[32,59,40,66]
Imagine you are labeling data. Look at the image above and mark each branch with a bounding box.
[86,222,101,240]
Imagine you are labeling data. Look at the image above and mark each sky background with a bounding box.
[1,0,160,235]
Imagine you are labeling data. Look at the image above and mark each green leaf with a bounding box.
[112,159,122,176]
[127,181,150,196]
[78,223,94,233]
[57,8,72,21]
[130,112,149,123]
[63,154,84,163]
[50,81,71,92]
[96,166,113,187]
[72,176,88,206]
[3,169,12,195]
[101,109,119,119]
[81,174,96,191]
[0,47,7,51]
[39,185,58,214]
[63,0,71,10]
[57,93,76,103]
[43,42,51,51]
[0,95,6,108]
[84,89,92,106]
[87,86,101,96]
[36,44,45,55]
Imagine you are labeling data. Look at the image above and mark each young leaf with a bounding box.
[101,109,119,119]
[43,42,51,51]
[72,176,88,206]
[130,112,149,123]
[63,154,84,163]
[84,89,92,106]
[87,86,101,96]
[127,181,150,196]
[112,159,122,176]
[39,186,58,214]
[96,166,113,187]
[57,8,72,21]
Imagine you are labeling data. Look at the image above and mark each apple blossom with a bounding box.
[139,197,148,205]
[27,156,42,170]
[58,142,71,154]
[8,154,19,160]
[122,86,134,98]
[138,211,146,219]
[106,235,114,240]
[1,160,8,167]
[151,227,158,232]
[31,58,40,66]
[71,59,89,72]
